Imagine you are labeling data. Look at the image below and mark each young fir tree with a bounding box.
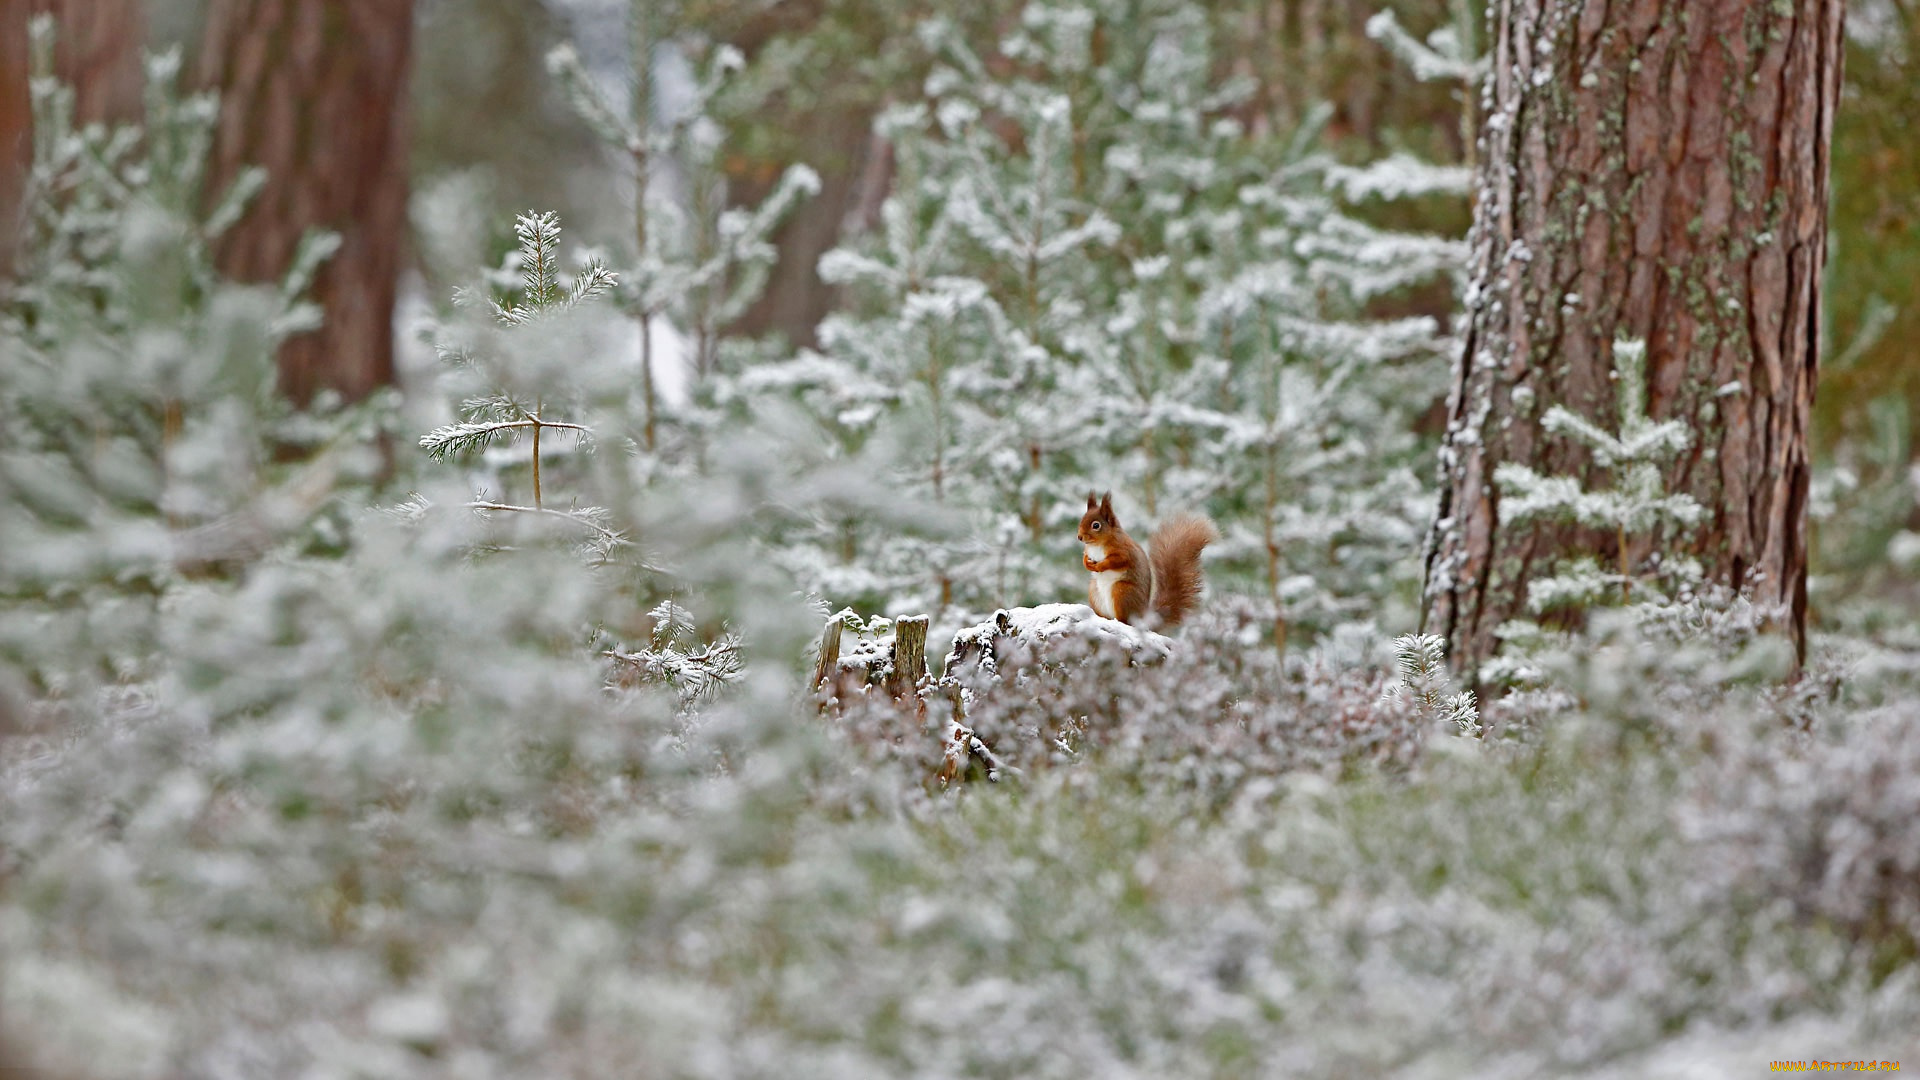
[416,209,745,703]
[545,1,818,457]
[419,211,619,544]
[1386,631,1481,737]
[745,0,1463,640]
[1487,338,1706,679]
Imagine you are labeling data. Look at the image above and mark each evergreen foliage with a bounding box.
[414,208,748,701]
[605,598,745,706]
[1387,631,1481,736]
[0,4,1917,1076]
[0,19,356,695]
[748,0,1464,639]
[418,211,614,523]
[1494,338,1706,615]
[546,1,819,454]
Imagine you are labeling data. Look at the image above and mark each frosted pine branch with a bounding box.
[1323,154,1473,202]
[514,211,564,309]
[420,418,594,460]
[1387,632,1481,736]
[565,262,619,308]
[606,626,745,705]
[465,501,628,550]
[545,44,639,152]
[1364,10,1484,84]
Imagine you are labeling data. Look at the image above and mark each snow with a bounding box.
[639,313,692,408]
[944,603,1174,677]
[9,3,1920,1075]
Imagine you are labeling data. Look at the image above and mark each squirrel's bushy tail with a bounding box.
[1148,513,1219,627]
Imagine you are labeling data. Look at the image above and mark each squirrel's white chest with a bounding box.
[1085,543,1125,619]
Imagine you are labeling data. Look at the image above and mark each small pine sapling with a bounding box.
[1493,338,1705,615]
[417,209,747,710]
[1486,339,1707,688]
[604,599,744,707]
[419,211,625,557]
[1386,632,1481,737]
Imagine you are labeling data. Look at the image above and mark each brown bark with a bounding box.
[724,109,875,351]
[198,0,413,406]
[1423,0,1842,678]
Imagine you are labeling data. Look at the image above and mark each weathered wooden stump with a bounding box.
[811,616,842,691]
[886,615,928,699]
[811,610,1017,785]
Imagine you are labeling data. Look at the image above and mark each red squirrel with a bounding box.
[1077,491,1219,627]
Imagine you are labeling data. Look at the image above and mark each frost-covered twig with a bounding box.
[604,602,745,705]
[465,501,629,550]
[420,418,595,460]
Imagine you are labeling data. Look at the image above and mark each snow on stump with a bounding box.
[812,611,930,701]
[942,603,1173,689]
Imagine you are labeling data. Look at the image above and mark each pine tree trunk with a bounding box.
[197,0,413,406]
[724,106,874,351]
[1423,0,1842,678]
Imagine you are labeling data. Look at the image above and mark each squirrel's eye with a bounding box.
[1091,521,1101,531]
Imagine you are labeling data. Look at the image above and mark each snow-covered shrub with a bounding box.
[0,22,368,702]
[546,0,818,457]
[1686,706,1920,960]
[0,262,851,1080]
[1,104,838,1065]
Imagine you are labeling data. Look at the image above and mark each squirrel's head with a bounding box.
[1077,490,1119,544]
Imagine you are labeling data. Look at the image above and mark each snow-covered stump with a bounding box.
[811,616,842,693]
[816,605,1170,784]
[812,611,933,703]
[942,603,1174,689]
[886,616,928,700]
[927,604,1174,783]
[813,610,1022,785]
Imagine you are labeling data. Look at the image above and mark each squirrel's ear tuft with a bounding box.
[1099,492,1112,512]
[1087,490,1097,508]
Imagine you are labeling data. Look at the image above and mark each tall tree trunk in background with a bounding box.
[724,111,877,350]
[198,0,412,405]
[715,0,880,353]
[1423,0,1842,678]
